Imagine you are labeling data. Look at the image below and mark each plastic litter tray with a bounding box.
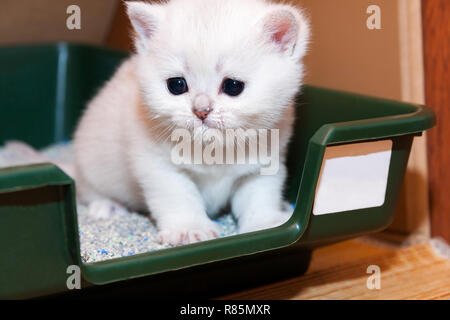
[0,43,435,299]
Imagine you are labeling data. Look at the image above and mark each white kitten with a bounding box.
[73,0,310,245]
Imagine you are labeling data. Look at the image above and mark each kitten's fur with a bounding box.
[73,0,310,245]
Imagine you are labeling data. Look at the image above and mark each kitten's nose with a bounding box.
[193,94,213,121]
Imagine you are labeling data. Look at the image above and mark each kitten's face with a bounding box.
[128,0,309,135]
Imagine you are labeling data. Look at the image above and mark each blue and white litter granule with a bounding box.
[0,141,238,263]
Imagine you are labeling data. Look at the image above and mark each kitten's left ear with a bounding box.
[126,1,164,51]
[261,6,310,59]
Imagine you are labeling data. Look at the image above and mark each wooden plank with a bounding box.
[220,239,450,300]
[390,0,430,236]
[422,0,450,243]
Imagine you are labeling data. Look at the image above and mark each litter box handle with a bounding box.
[294,104,435,247]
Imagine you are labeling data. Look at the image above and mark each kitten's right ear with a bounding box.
[126,1,163,50]
[260,6,310,60]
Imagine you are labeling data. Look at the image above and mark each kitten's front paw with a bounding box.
[157,220,219,246]
[239,210,292,234]
[87,199,128,220]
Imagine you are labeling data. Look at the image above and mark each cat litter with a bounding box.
[0,142,239,263]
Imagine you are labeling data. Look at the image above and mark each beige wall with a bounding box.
[296,0,402,100]
[0,0,119,46]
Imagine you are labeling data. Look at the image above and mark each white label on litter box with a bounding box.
[312,140,392,215]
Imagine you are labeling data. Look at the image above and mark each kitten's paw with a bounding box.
[238,210,292,234]
[157,220,219,246]
[87,199,128,220]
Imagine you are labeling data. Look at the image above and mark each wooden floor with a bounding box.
[221,238,450,300]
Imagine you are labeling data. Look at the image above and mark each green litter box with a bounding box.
[0,43,435,299]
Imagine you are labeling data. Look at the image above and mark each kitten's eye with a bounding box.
[222,78,245,97]
[167,77,188,95]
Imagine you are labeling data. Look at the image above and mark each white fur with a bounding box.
[73,0,310,245]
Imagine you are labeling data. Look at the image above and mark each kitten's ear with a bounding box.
[261,6,310,58]
[126,1,163,50]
